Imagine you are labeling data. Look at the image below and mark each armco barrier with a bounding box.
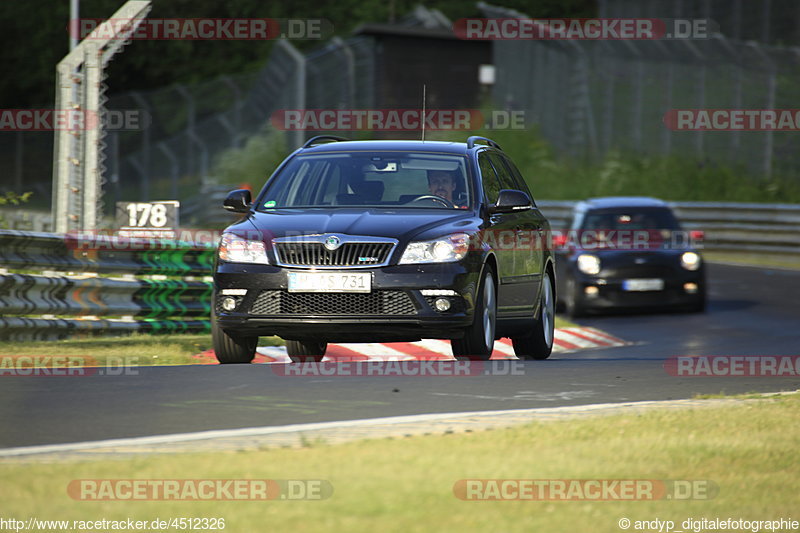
[1,201,798,340]
[0,230,214,341]
[537,201,800,257]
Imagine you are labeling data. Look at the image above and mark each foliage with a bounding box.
[0,191,33,228]
[210,128,289,188]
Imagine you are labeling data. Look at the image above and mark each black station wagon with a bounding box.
[212,136,556,363]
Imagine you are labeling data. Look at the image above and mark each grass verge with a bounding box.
[1,393,797,532]
[1,319,578,366]
[0,334,274,366]
[705,251,800,271]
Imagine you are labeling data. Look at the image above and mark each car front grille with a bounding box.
[275,242,394,267]
[610,265,677,278]
[250,290,417,316]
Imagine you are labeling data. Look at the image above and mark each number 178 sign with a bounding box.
[116,201,179,238]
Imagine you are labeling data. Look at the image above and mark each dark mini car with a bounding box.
[554,197,706,317]
[211,136,556,363]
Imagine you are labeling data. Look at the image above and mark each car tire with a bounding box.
[451,268,497,361]
[211,311,257,364]
[512,273,555,360]
[564,278,587,319]
[286,340,327,362]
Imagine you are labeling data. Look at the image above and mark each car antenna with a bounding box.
[421,84,426,142]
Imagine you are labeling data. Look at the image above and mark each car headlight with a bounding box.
[681,251,701,271]
[399,233,470,264]
[218,232,269,264]
[576,253,601,275]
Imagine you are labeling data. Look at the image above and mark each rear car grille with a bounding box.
[275,242,394,267]
[251,290,416,315]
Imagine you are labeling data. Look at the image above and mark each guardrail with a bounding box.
[1,201,797,340]
[537,201,800,257]
[0,230,214,341]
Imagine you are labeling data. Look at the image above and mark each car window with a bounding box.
[486,152,517,191]
[259,152,471,209]
[498,155,535,204]
[581,208,682,231]
[478,152,501,205]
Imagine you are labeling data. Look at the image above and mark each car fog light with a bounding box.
[434,297,451,312]
[683,282,698,294]
[584,286,599,298]
[221,296,237,311]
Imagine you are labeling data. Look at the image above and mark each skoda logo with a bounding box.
[323,235,341,251]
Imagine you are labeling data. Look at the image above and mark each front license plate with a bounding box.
[288,272,371,293]
[622,278,664,292]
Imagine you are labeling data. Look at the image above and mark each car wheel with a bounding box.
[451,268,497,361]
[211,311,257,364]
[286,340,327,362]
[512,273,555,360]
[564,278,587,319]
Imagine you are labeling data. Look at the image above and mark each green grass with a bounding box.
[2,393,797,532]
[705,251,800,271]
[0,333,214,366]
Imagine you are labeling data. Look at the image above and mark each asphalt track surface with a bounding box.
[1,263,798,449]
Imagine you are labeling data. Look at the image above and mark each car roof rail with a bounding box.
[466,136,502,150]
[302,135,349,149]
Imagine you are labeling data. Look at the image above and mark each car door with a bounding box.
[487,153,541,311]
[477,151,525,313]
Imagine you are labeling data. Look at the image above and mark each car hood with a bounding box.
[229,208,479,243]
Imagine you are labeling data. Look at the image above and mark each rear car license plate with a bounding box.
[288,272,371,293]
[622,278,664,292]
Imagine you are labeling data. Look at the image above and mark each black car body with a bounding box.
[554,197,706,317]
[212,136,557,363]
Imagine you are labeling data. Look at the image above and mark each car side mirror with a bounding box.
[223,189,252,213]
[489,189,532,214]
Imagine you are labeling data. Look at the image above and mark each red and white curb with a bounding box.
[194,327,628,364]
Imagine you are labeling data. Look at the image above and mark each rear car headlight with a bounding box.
[681,251,701,271]
[218,232,269,264]
[576,253,601,275]
[399,233,470,264]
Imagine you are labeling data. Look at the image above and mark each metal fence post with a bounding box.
[331,37,356,108]
[157,142,179,198]
[220,75,243,147]
[130,91,152,200]
[749,42,776,179]
[276,40,306,150]
[175,84,196,180]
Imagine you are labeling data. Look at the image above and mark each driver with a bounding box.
[427,170,459,204]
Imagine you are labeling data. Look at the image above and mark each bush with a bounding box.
[211,128,289,189]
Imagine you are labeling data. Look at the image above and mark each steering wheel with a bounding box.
[407,194,455,209]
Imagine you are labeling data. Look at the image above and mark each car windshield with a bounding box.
[258,151,471,210]
[580,207,682,231]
